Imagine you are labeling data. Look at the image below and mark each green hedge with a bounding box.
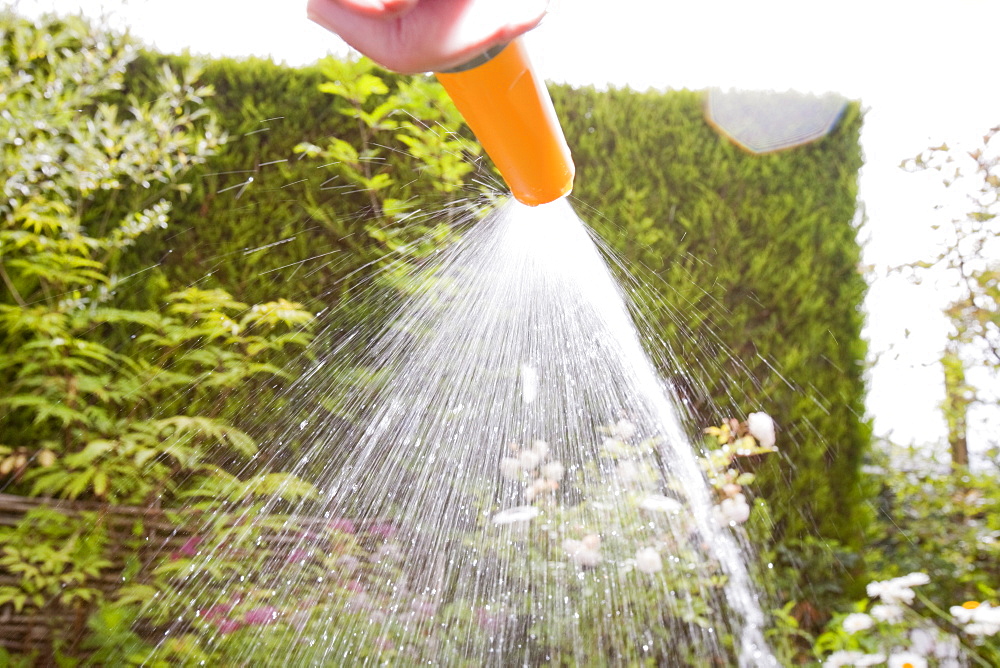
[552,86,870,554]
[111,54,868,555]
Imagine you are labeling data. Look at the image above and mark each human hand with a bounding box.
[306,0,549,74]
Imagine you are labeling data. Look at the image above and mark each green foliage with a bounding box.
[108,50,482,314]
[82,603,163,666]
[0,8,318,500]
[863,448,1000,607]
[0,508,111,613]
[0,13,318,663]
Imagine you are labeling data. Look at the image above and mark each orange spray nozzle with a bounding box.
[435,37,574,207]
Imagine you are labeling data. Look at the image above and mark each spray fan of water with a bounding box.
[151,197,774,666]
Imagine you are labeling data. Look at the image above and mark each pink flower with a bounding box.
[475,608,502,632]
[199,604,244,634]
[214,618,244,634]
[327,519,356,534]
[201,603,233,622]
[244,606,279,626]
[171,536,202,560]
[285,548,312,564]
[410,600,437,619]
[366,522,396,539]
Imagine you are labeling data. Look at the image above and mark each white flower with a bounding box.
[871,604,905,623]
[563,534,601,568]
[930,633,961,660]
[908,628,936,655]
[518,450,541,471]
[611,419,637,440]
[823,650,865,668]
[540,461,564,481]
[638,495,683,514]
[499,457,522,479]
[634,547,662,574]
[746,412,776,448]
[491,506,539,525]
[714,493,751,525]
[854,654,887,667]
[949,603,978,624]
[531,439,549,459]
[953,602,1000,636]
[616,461,641,483]
[893,572,930,588]
[722,483,743,498]
[867,579,915,605]
[601,437,628,456]
[965,622,1000,636]
[866,573,927,606]
[842,612,874,634]
[888,651,926,668]
[520,364,538,403]
[524,478,557,502]
[972,602,1000,626]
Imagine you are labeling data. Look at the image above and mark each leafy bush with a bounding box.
[0,11,318,661]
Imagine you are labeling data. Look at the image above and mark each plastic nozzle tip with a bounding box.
[435,38,575,207]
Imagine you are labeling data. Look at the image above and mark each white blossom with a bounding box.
[854,654,887,667]
[965,622,1000,636]
[953,602,1000,636]
[518,450,541,471]
[893,572,930,588]
[601,438,628,456]
[842,612,874,634]
[949,603,978,624]
[638,495,683,514]
[531,439,549,459]
[908,627,936,655]
[540,461,565,481]
[866,573,929,606]
[616,461,641,483]
[714,493,751,525]
[972,602,1000,627]
[823,650,865,668]
[491,506,539,525]
[524,478,557,502]
[564,535,601,568]
[634,547,662,574]
[499,457,522,480]
[867,579,916,605]
[746,412,776,448]
[871,604,905,623]
[888,651,926,668]
[611,419,637,440]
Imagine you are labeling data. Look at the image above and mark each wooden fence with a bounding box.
[0,493,188,661]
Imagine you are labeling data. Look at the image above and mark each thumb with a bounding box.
[312,0,420,19]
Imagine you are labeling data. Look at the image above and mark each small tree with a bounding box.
[902,127,1000,468]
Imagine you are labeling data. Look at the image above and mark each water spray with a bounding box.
[435,37,575,207]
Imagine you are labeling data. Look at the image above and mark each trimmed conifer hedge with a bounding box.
[551,86,869,560]
[112,54,868,566]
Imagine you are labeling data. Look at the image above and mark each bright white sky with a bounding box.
[16,0,1000,453]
